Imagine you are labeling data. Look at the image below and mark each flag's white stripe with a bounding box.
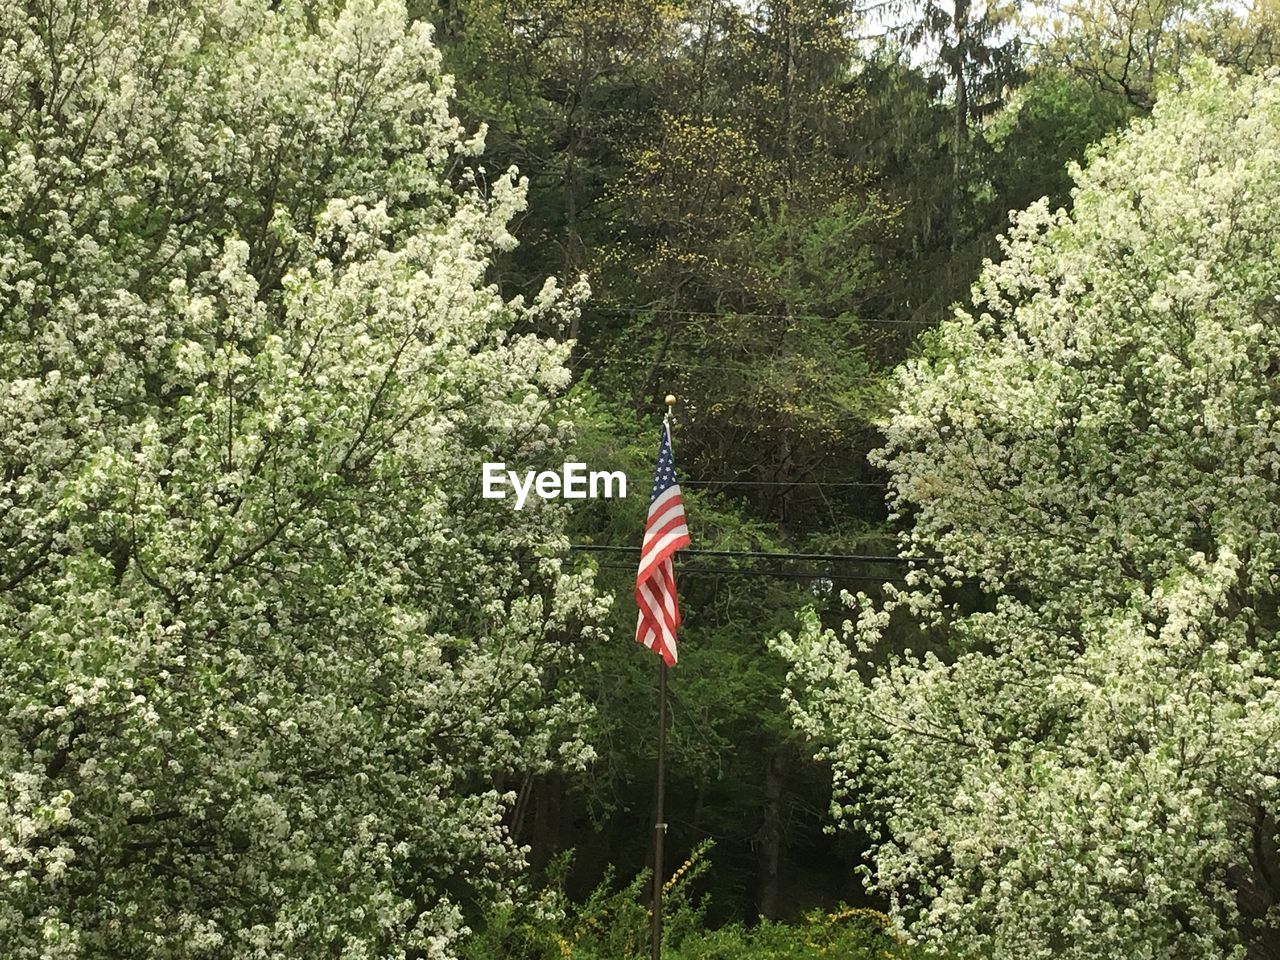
[636,611,656,649]
[638,610,667,657]
[646,496,685,530]
[641,524,689,563]
[642,502,686,544]
[639,580,676,649]
[638,587,672,641]
[637,544,687,591]
[660,560,680,634]
[639,601,673,649]
[639,579,672,635]
[657,559,678,622]
[638,525,689,576]
[637,601,673,659]
[643,515,687,556]
[646,484,682,519]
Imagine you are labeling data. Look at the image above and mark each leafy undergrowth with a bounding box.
[462,843,938,960]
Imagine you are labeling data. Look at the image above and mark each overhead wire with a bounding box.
[681,478,889,489]
[566,354,894,384]
[593,562,911,583]
[571,545,918,563]
[591,305,933,327]
[543,306,928,582]
[578,546,981,583]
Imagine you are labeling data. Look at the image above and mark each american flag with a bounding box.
[635,420,690,666]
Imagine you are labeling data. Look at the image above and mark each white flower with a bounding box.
[778,63,1280,960]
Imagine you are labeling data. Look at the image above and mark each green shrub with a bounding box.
[461,841,711,960]
[461,843,936,960]
[667,907,920,960]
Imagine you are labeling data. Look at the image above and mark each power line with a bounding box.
[594,562,909,583]
[566,355,893,385]
[580,546,981,583]
[681,479,889,490]
[522,552,976,584]
[572,545,930,564]
[592,305,932,327]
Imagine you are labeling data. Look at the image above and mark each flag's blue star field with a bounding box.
[651,425,679,503]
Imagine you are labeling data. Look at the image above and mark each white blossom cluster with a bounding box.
[778,63,1280,959]
[0,1,607,957]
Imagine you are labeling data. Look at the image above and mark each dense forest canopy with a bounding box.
[2,0,1280,958]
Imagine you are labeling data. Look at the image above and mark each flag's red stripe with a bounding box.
[659,560,681,628]
[645,494,685,531]
[637,611,661,655]
[636,529,690,585]
[646,485,682,519]
[635,456,685,667]
[637,609,675,666]
[636,556,680,665]
[641,514,689,557]
[646,490,684,517]
[651,560,678,632]
[637,611,675,665]
[658,637,676,666]
[637,578,675,642]
[645,509,684,540]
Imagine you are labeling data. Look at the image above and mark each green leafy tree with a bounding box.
[595,0,894,539]
[781,62,1280,958]
[0,1,604,956]
[422,0,678,314]
[1041,0,1280,110]
[424,0,1158,930]
[984,69,1131,214]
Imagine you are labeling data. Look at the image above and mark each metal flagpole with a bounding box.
[651,654,667,960]
[651,393,676,960]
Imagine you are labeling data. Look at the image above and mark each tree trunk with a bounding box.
[1240,803,1280,959]
[756,753,784,921]
[529,772,563,873]
[951,0,970,184]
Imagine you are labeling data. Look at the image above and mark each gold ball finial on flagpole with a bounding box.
[664,394,676,408]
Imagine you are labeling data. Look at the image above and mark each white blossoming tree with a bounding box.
[779,64,1280,959]
[0,1,607,957]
